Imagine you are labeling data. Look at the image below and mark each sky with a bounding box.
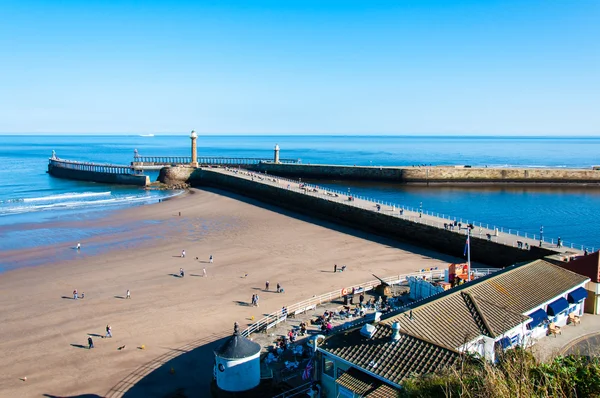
[0,0,598,135]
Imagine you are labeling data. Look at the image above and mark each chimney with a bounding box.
[391,322,401,342]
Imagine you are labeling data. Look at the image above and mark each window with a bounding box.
[323,356,335,378]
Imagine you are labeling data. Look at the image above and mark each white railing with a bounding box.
[219,167,595,254]
[241,269,446,337]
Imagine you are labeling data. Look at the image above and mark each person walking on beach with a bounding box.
[255,294,259,307]
[265,281,270,291]
[88,336,94,349]
[334,264,337,273]
[126,289,131,299]
[209,255,213,263]
[277,283,281,293]
[181,250,186,258]
[180,268,185,277]
[81,292,85,299]
[203,268,207,277]
[73,289,78,300]
[251,294,255,306]
[105,325,112,338]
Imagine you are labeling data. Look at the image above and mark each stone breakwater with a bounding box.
[159,166,559,267]
[251,163,600,185]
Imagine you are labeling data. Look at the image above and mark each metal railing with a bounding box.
[219,168,595,254]
[241,269,446,337]
[49,158,139,175]
[132,155,299,165]
[271,382,313,398]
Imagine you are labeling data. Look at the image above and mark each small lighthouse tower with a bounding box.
[190,130,198,167]
[274,144,280,164]
[214,323,261,393]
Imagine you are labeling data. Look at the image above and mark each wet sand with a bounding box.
[0,188,462,397]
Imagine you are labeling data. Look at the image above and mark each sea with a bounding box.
[1,135,599,268]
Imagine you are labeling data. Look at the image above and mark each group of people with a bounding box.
[72,289,84,300]
[177,252,213,278]
[251,294,260,307]
[265,281,284,293]
[87,324,113,349]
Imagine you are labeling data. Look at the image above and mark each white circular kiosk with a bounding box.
[214,323,261,393]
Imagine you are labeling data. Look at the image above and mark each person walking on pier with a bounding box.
[557,237,562,248]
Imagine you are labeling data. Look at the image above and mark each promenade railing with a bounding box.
[220,167,594,254]
[241,267,499,338]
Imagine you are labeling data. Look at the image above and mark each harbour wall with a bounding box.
[250,163,600,185]
[48,162,150,186]
[175,167,556,268]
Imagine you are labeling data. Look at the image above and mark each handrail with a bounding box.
[241,269,446,337]
[270,382,313,398]
[220,168,594,254]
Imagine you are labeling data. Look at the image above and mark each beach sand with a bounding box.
[0,188,462,397]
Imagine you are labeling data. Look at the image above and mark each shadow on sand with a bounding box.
[167,273,182,278]
[44,394,103,398]
[61,296,75,300]
[105,333,229,398]
[233,301,251,307]
[70,344,88,349]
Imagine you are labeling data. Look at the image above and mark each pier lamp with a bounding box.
[539,225,544,247]
[419,202,423,218]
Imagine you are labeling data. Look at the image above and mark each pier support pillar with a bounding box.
[274,144,280,164]
[190,130,198,167]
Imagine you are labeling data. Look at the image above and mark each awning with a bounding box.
[547,297,569,316]
[568,287,588,304]
[527,308,548,329]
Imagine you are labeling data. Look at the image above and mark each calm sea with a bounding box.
[1,135,599,265]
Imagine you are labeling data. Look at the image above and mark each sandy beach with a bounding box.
[0,188,463,397]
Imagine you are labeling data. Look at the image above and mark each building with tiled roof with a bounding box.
[316,259,589,397]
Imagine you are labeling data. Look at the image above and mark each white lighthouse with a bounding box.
[274,144,280,164]
[214,323,261,393]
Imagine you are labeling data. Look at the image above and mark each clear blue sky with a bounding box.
[0,0,598,135]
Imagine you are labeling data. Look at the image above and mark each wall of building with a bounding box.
[48,163,149,186]
[251,163,600,185]
[187,168,556,268]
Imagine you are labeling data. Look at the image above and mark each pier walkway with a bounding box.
[212,167,593,254]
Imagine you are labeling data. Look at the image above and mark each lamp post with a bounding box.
[419,202,423,218]
[539,225,544,247]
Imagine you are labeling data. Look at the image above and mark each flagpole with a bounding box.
[467,226,471,282]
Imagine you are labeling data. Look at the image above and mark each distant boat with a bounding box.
[139,134,155,137]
